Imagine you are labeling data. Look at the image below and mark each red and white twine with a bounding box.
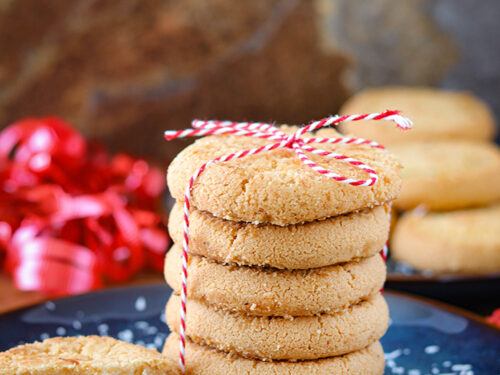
[164,110,412,372]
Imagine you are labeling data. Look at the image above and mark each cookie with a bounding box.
[0,336,179,374]
[392,141,500,210]
[166,244,386,316]
[166,293,388,361]
[169,203,390,269]
[167,127,401,225]
[341,86,496,144]
[392,205,500,274]
[163,333,385,375]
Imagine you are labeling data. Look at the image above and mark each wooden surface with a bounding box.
[0,272,164,314]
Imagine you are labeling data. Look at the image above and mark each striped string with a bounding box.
[164,110,412,372]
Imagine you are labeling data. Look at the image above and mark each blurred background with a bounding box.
[1,0,499,161]
[1,0,499,316]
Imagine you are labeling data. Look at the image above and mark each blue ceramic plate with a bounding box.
[0,285,498,374]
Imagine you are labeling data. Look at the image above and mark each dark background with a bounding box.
[1,0,499,162]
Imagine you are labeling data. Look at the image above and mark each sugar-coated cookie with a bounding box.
[168,203,390,269]
[392,141,500,211]
[0,336,179,374]
[392,205,500,274]
[166,244,386,316]
[167,127,401,225]
[163,334,385,375]
[166,293,388,361]
[341,86,496,144]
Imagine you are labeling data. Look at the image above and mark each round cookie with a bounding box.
[168,203,391,269]
[0,336,179,374]
[392,141,500,211]
[163,334,385,375]
[166,244,386,316]
[392,205,500,274]
[166,293,388,361]
[341,86,496,144]
[167,127,401,225]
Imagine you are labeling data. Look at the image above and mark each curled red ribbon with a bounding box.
[0,117,168,296]
[487,309,500,328]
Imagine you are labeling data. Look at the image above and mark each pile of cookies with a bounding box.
[342,86,500,275]
[162,126,403,374]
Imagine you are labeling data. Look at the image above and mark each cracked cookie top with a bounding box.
[167,127,401,225]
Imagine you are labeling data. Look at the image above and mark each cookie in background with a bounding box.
[340,86,499,277]
[340,86,496,144]
[392,141,500,211]
[392,205,500,275]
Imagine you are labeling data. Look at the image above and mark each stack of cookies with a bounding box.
[162,126,403,374]
[341,86,500,275]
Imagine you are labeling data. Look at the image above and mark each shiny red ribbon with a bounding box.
[0,117,168,295]
[487,309,500,328]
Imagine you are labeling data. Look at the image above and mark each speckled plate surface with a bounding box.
[0,285,498,374]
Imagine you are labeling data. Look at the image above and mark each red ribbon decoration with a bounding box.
[487,309,500,328]
[0,117,168,296]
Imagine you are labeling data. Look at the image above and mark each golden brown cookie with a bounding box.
[166,293,388,361]
[0,336,179,374]
[166,244,386,316]
[168,203,390,269]
[341,86,496,144]
[167,127,401,225]
[392,141,500,211]
[391,205,500,274]
[163,333,385,375]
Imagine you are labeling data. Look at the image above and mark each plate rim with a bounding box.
[387,258,500,282]
[385,289,500,332]
[386,273,500,282]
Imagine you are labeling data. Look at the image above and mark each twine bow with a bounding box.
[164,110,412,372]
